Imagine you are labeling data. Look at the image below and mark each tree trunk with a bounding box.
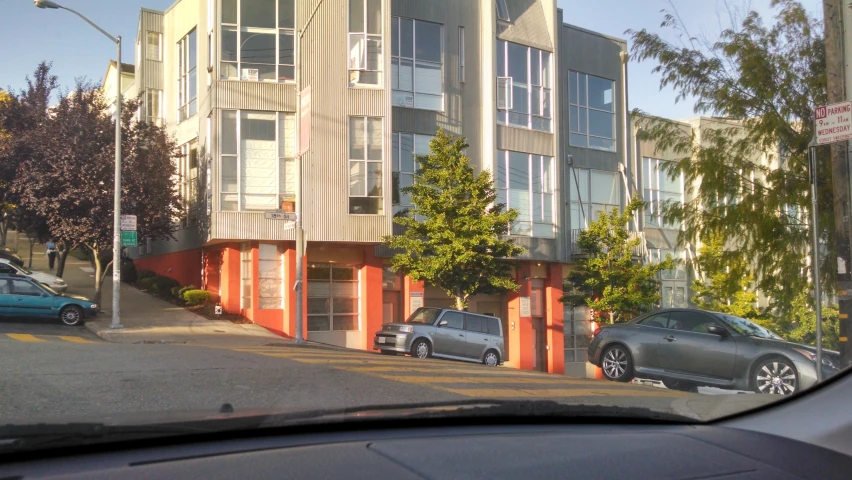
[28,238,35,269]
[14,230,19,253]
[92,249,103,307]
[55,249,70,278]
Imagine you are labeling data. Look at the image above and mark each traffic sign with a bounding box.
[120,231,137,247]
[815,101,852,145]
[264,211,297,221]
[120,214,137,231]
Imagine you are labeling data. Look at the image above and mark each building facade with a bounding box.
[116,0,632,375]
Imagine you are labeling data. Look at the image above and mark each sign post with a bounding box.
[120,214,137,247]
[815,101,852,145]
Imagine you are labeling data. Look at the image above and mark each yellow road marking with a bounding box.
[58,336,93,344]
[6,334,45,343]
[434,387,690,399]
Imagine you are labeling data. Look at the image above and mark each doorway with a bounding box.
[530,279,547,372]
[382,291,400,324]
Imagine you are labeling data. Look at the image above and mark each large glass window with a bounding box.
[496,0,510,22]
[569,168,620,230]
[146,89,163,126]
[495,40,552,132]
[496,150,554,237]
[307,264,359,331]
[220,0,295,82]
[648,248,687,281]
[349,117,383,215]
[563,305,592,363]
[391,17,443,111]
[348,0,383,87]
[391,132,433,216]
[179,140,199,226]
[258,244,283,310]
[146,31,162,61]
[178,29,198,122]
[240,243,252,309]
[643,157,683,229]
[219,110,296,212]
[569,71,615,151]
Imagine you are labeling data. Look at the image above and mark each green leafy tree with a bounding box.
[785,292,840,350]
[561,197,675,323]
[629,0,828,315]
[383,129,524,310]
[691,235,765,321]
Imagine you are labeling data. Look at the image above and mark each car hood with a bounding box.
[379,322,423,331]
[28,271,64,284]
[60,293,92,302]
[748,336,840,357]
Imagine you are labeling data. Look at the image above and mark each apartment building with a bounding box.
[114,0,630,375]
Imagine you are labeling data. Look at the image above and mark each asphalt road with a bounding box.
[0,321,697,424]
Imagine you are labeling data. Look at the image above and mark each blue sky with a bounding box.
[0,0,822,120]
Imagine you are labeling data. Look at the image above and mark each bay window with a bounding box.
[496,40,552,132]
[496,150,554,237]
[220,0,295,82]
[643,157,683,229]
[349,117,383,215]
[391,132,433,216]
[569,168,620,230]
[569,71,615,151]
[219,110,296,212]
[348,0,383,86]
[391,17,443,110]
[178,29,197,122]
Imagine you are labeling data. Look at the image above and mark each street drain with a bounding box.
[214,330,226,333]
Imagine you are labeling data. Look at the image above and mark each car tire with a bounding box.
[483,350,500,367]
[59,305,84,326]
[752,357,798,395]
[410,339,432,359]
[601,345,633,382]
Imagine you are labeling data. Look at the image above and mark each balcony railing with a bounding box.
[571,229,647,259]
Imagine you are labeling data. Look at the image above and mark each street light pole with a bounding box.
[34,0,123,329]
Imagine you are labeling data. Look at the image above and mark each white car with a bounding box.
[0,258,68,293]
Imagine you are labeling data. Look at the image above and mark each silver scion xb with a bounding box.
[373,307,505,366]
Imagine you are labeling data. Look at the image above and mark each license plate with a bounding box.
[377,337,386,344]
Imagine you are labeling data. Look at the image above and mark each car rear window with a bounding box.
[464,315,483,332]
[487,318,502,336]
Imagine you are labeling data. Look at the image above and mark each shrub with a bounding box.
[178,285,197,298]
[138,277,157,291]
[183,289,213,306]
[151,275,180,294]
[120,258,138,283]
[137,269,156,280]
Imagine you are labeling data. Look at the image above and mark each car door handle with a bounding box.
[458,334,464,337]
[664,335,676,342]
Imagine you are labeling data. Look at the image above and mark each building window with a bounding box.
[496,40,552,132]
[146,89,163,126]
[569,168,620,230]
[495,150,554,237]
[179,140,199,226]
[391,132,432,216]
[649,249,687,281]
[307,264,359,331]
[220,0,295,82]
[147,31,162,61]
[348,0,383,87]
[563,305,591,363]
[349,116,383,215]
[219,110,296,212]
[391,17,443,110]
[643,157,683,229]
[178,29,198,122]
[258,244,283,309]
[569,71,615,151]
[496,0,510,22]
[458,26,465,83]
[240,243,252,309]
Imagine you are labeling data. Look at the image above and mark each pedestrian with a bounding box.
[45,240,58,271]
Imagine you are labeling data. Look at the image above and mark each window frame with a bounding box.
[496,0,511,22]
[569,70,616,151]
[258,243,284,310]
[643,157,684,229]
[177,28,198,122]
[391,132,433,217]
[146,31,163,61]
[495,40,552,132]
[348,0,383,87]
[307,263,360,332]
[569,167,621,231]
[348,116,384,215]
[458,26,465,83]
[219,0,296,83]
[390,16,444,111]
[495,149,555,238]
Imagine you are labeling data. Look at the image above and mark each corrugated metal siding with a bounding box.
[141,11,165,90]
[391,107,462,136]
[512,236,558,261]
[144,60,164,90]
[497,126,555,156]
[214,81,297,111]
[498,0,553,51]
[213,212,297,241]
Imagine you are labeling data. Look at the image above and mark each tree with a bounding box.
[15,81,180,306]
[562,197,675,324]
[629,0,828,316]
[785,292,840,350]
[383,129,524,310]
[690,235,766,321]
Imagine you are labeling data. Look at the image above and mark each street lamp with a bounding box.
[35,0,123,329]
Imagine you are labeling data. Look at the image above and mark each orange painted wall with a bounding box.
[507,263,533,370]
[134,249,202,287]
[360,248,383,351]
[219,244,241,315]
[546,263,565,374]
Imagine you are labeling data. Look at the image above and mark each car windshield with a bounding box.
[406,308,441,324]
[16,264,32,275]
[721,315,784,340]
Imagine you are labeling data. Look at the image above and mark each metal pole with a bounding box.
[111,36,123,329]
[293,16,304,344]
[809,142,823,381]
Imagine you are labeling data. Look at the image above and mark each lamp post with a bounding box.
[34,0,123,329]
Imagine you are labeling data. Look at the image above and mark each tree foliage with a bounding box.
[629,0,827,314]
[690,235,765,321]
[562,197,675,323]
[383,129,524,310]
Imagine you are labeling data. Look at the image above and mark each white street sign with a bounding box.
[120,214,137,231]
[264,211,298,221]
[815,101,852,145]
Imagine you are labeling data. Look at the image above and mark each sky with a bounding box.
[0,0,823,120]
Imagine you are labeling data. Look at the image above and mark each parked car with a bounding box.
[0,247,24,267]
[0,273,98,326]
[374,307,504,366]
[0,258,67,292]
[587,308,841,395]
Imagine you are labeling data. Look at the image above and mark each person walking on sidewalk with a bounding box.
[45,240,58,271]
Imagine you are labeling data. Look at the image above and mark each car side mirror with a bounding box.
[707,325,728,337]
[438,320,448,327]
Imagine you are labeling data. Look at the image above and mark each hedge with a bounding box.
[139,275,179,294]
[183,289,213,306]
[137,269,156,280]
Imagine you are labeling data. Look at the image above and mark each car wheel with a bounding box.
[410,339,432,359]
[59,305,84,326]
[753,357,798,395]
[601,345,633,382]
[483,350,500,367]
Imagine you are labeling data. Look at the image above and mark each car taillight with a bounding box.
[592,326,602,337]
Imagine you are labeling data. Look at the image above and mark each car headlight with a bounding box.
[54,281,66,285]
[793,348,836,368]
[90,304,98,309]
[398,325,413,333]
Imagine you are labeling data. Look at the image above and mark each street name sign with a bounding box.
[121,231,137,247]
[815,101,852,145]
[264,211,298,221]
[120,214,137,231]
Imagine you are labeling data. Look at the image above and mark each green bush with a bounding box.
[183,289,213,306]
[170,286,182,298]
[138,277,157,291]
[152,275,180,294]
[120,258,138,283]
[137,270,156,280]
[178,285,197,298]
